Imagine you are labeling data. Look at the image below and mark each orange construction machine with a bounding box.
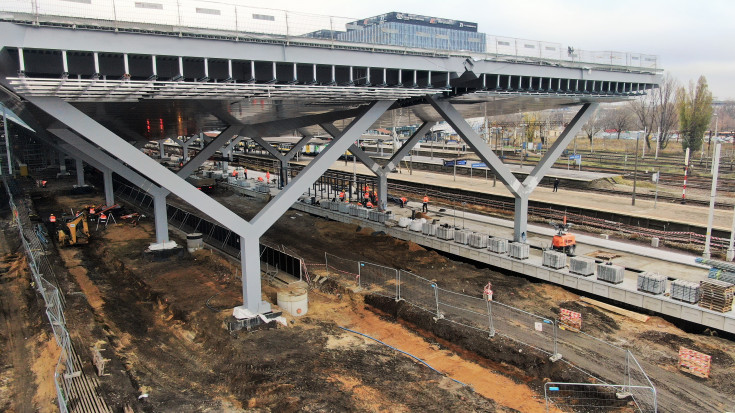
[550,217,576,256]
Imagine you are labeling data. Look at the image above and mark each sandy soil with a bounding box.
[10,185,735,412]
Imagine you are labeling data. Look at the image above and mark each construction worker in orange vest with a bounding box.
[365,200,374,209]
[400,197,407,208]
[422,195,429,213]
[244,168,248,179]
[257,176,264,182]
[232,170,238,177]
[266,171,271,183]
[49,213,56,223]
[339,190,346,202]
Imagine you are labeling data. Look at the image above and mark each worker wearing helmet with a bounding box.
[422,195,429,213]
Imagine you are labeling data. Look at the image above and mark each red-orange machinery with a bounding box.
[550,217,576,256]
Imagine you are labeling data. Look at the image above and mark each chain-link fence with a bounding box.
[319,251,657,412]
[111,178,656,411]
[544,382,656,412]
[4,179,72,412]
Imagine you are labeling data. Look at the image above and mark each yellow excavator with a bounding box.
[58,211,90,246]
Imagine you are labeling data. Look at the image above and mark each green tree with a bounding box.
[677,76,713,153]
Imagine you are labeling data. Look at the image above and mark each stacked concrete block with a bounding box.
[542,250,566,269]
[454,229,470,245]
[569,257,595,276]
[509,242,529,260]
[637,272,668,295]
[468,232,488,249]
[488,238,509,254]
[422,222,437,237]
[596,263,625,284]
[671,280,701,304]
[437,226,454,240]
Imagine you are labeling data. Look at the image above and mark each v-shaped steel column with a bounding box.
[428,96,597,241]
[250,135,312,188]
[250,100,394,237]
[321,121,435,209]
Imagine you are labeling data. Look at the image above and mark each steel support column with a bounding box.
[323,121,434,210]
[429,96,595,242]
[521,103,597,191]
[377,173,388,209]
[58,152,66,173]
[428,96,522,196]
[30,97,252,237]
[159,140,166,159]
[152,191,170,245]
[514,196,529,243]
[250,100,394,236]
[75,157,85,186]
[103,168,114,206]
[240,235,268,313]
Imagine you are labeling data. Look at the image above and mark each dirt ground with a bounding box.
[4,183,734,412]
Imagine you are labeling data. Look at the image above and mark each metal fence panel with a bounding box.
[397,270,437,314]
[359,261,398,299]
[490,300,556,356]
[324,252,360,286]
[545,382,654,412]
[436,288,492,333]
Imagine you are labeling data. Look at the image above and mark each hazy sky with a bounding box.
[250,0,734,100]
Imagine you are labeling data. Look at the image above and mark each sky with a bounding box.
[244,0,735,100]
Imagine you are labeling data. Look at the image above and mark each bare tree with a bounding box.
[604,107,632,140]
[581,114,603,151]
[652,74,679,150]
[630,93,655,148]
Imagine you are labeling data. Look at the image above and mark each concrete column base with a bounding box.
[148,241,178,251]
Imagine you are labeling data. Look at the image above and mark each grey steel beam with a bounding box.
[75,157,85,186]
[29,96,252,237]
[58,152,67,173]
[250,100,394,236]
[240,235,267,314]
[250,136,283,161]
[221,135,246,160]
[176,126,239,178]
[428,95,523,197]
[103,168,114,206]
[51,130,163,196]
[521,103,598,192]
[284,136,311,162]
[152,192,169,244]
[383,122,435,171]
[158,141,165,159]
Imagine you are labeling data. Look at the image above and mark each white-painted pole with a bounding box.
[703,143,721,259]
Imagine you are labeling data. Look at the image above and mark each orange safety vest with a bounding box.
[339,191,345,199]
[366,201,373,208]
[401,197,407,203]
[90,208,95,214]
[266,172,271,180]
[363,192,369,199]
[232,170,238,177]
[99,213,107,220]
[49,214,56,223]
[423,196,429,203]
[258,177,264,182]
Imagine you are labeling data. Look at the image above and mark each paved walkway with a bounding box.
[314,159,735,232]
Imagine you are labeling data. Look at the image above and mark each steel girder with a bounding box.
[249,100,394,237]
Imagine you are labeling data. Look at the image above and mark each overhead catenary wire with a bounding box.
[337,326,467,387]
